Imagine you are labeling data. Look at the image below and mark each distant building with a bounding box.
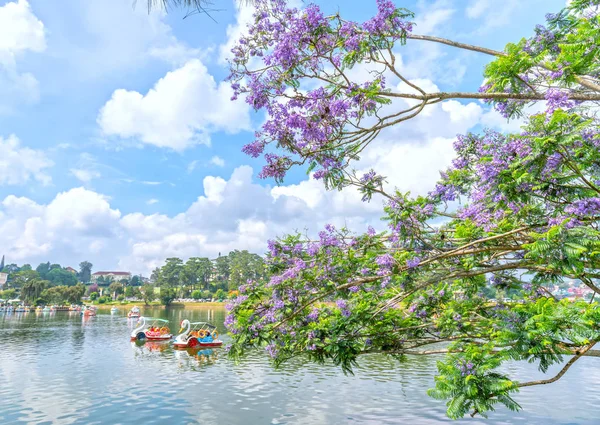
[91,271,132,284]
[65,267,77,274]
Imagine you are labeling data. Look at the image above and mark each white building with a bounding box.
[91,271,132,284]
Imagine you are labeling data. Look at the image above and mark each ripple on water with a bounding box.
[0,309,598,425]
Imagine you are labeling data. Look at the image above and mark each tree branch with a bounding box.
[406,34,506,57]
[517,341,597,388]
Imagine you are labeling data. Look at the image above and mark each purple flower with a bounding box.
[545,88,573,113]
[376,254,395,268]
[336,299,348,310]
[406,257,421,269]
[265,343,279,358]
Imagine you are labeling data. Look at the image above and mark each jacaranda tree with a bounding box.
[223,0,600,419]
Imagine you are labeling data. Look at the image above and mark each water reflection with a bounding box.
[0,307,597,425]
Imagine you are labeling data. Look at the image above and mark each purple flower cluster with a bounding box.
[265,343,279,358]
[362,0,413,36]
[336,299,351,317]
[458,361,476,377]
[226,0,417,183]
[545,89,573,113]
[406,257,421,269]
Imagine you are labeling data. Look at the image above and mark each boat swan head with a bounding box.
[175,319,191,343]
[131,316,146,339]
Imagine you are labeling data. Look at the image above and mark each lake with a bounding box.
[0,306,597,424]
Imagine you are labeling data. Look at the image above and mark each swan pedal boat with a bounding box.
[131,317,173,341]
[81,306,97,316]
[173,320,223,349]
[128,306,140,318]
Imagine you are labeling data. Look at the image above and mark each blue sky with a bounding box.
[0,0,565,274]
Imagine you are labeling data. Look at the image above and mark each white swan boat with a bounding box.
[127,306,140,319]
[130,317,172,341]
[173,320,223,349]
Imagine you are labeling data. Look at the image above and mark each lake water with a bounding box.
[0,306,597,425]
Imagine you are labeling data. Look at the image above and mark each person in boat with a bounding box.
[201,331,213,343]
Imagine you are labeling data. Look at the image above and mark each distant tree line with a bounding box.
[0,250,267,306]
[151,250,267,306]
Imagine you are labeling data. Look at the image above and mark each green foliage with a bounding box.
[222,0,600,420]
[0,289,16,300]
[228,250,266,290]
[214,289,225,300]
[108,282,124,298]
[12,270,41,289]
[89,292,99,301]
[191,290,202,300]
[183,257,213,290]
[20,278,48,303]
[79,261,93,283]
[125,286,140,298]
[140,285,155,305]
[41,284,85,305]
[159,287,176,306]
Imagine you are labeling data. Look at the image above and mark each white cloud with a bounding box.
[52,0,199,79]
[414,1,456,34]
[0,0,46,111]
[0,135,53,186]
[70,168,101,183]
[98,59,251,151]
[0,0,45,64]
[146,198,159,205]
[210,156,225,167]
[466,0,491,19]
[187,160,198,174]
[465,0,519,31]
[0,187,122,265]
[218,1,255,65]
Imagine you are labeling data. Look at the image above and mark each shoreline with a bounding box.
[93,302,226,309]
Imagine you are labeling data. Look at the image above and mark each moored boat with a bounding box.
[130,317,172,341]
[173,320,223,349]
[127,306,140,319]
[81,306,97,317]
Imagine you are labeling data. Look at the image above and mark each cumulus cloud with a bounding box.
[117,165,384,273]
[146,198,159,205]
[98,59,251,151]
[0,187,122,267]
[0,0,46,111]
[210,156,225,167]
[0,135,53,186]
